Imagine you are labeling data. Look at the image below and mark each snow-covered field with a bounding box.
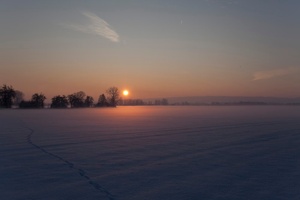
[1,106,300,200]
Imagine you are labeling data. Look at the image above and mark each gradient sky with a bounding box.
[1,0,300,100]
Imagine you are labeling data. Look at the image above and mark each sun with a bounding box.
[123,90,129,96]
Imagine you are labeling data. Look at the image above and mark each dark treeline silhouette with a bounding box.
[120,99,145,106]
[68,91,88,108]
[154,98,169,105]
[120,98,169,106]
[0,84,125,109]
[0,84,171,109]
[50,87,120,108]
[19,93,46,108]
[51,95,69,108]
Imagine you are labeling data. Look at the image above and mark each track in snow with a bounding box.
[25,126,116,200]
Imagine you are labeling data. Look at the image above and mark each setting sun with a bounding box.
[123,90,129,96]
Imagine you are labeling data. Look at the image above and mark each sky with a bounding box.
[1,0,300,100]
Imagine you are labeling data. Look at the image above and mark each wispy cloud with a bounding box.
[253,67,298,81]
[67,11,120,42]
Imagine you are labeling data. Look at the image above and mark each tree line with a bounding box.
[120,98,169,106]
[0,84,120,108]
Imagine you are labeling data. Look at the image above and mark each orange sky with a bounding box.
[1,1,300,100]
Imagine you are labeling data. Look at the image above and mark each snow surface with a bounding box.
[1,106,300,200]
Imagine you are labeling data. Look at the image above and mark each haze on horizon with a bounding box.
[1,0,300,100]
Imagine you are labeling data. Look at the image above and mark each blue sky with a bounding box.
[1,0,300,99]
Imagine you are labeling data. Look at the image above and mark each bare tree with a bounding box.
[106,87,120,107]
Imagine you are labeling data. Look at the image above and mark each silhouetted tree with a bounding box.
[68,91,86,108]
[106,87,120,107]
[84,96,94,107]
[51,95,69,108]
[0,84,16,108]
[96,94,108,107]
[19,93,46,108]
[31,93,46,108]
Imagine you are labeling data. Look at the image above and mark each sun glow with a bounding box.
[123,90,129,96]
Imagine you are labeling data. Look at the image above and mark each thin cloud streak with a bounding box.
[253,67,298,81]
[67,11,119,42]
